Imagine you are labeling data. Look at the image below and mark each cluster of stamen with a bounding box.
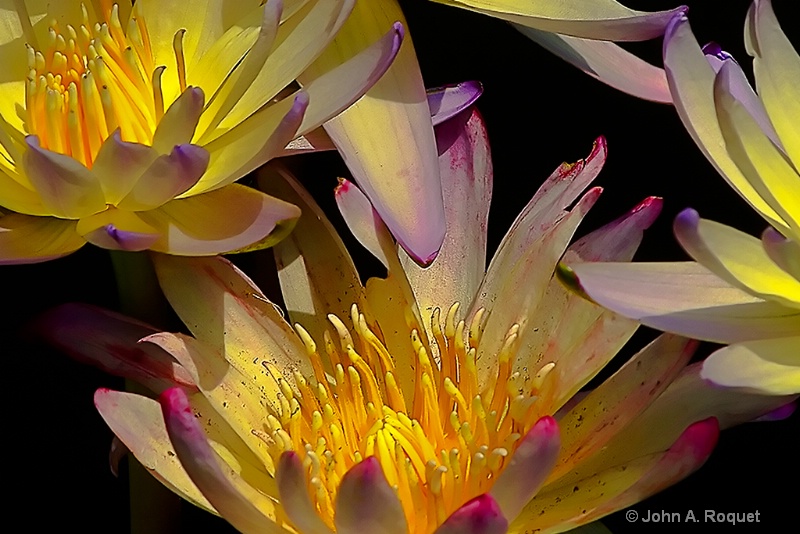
[259,303,556,533]
[22,1,186,166]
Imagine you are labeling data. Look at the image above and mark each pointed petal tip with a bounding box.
[664,12,690,51]
[702,42,732,60]
[556,262,589,298]
[434,494,508,534]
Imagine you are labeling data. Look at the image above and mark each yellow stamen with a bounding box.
[265,303,555,533]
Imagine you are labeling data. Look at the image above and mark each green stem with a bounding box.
[110,251,181,534]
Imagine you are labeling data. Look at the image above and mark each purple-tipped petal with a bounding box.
[762,227,800,279]
[753,401,796,422]
[276,452,334,534]
[433,494,508,534]
[152,86,205,154]
[35,303,195,393]
[22,136,106,218]
[427,81,484,126]
[490,416,561,522]
[117,144,210,211]
[334,457,408,534]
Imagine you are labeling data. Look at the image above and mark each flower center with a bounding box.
[259,303,556,533]
[22,1,181,167]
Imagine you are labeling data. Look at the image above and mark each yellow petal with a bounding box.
[138,184,300,255]
[674,210,800,307]
[0,212,84,264]
[0,168,48,215]
[91,131,159,205]
[701,336,800,395]
[663,15,788,231]
[434,0,684,41]
[258,166,369,360]
[300,0,445,264]
[76,207,161,251]
[749,0,800,169]
[21,137,106,218]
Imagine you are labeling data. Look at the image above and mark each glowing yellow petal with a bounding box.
[702,336,800,395]
[0,212,84,264]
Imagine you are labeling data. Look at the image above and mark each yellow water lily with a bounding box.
[40,108,789,532]
[431,0,688,103]
[0,0,403,262]
[565,0,800,395]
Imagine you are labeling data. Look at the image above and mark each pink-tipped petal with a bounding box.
[159,387,285,534]
[22,136,106,218]
[117,144,209,211]
[276,452,334,534]
[35,303,196,393]
[334,457,408,534]
[490,416,561,522]
[427,81,484,126]
[335,178,393,269]
[434,494,508,534]
[0,213,85,264]
[517,26,671,103]
[152,87,205,154]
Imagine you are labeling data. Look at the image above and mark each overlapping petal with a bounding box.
[47,105,794,533]
[0,0,405,261]
[569,0,800,394]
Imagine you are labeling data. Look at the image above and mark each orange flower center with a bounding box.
[259,303,556,533]
[22,1,183,167]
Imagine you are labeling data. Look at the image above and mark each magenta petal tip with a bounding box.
[673,417,719,462]
[434,494,508,534]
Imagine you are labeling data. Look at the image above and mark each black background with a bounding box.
[2,0,796,532]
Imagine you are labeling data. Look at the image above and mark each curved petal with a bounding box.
[34,303,195,394]
[400,107,492,331]
[427,81,484,126]
[701,336,800,395]
[0,213,85,264]
[663,14,787,231]
[434,0,686,41]
[94,388,216,513]
[0,165,49,215]
[762,227,800,280]
[334,457,408,534]
[674,209,800,307]
[516,26,671,103]
[714,64,800,238]
[524,197,661,406]
[21,136,106,218]
[276,452,334,534]
[300,0,444,265]
[566,261,800,343]
[193,21,401,195]
[548,334,694,482]
[490,416,560,522]
[749,0,800,168]
[152,87,205,154]
[137,184,300,255]
[91,131,160,205]
[258,166,368,356]
[208,0,356,136]
[117,144,209,211]
[152,254,313,386]
[159,388,286,534]
[75,208,161,251]
[434,494,508,534]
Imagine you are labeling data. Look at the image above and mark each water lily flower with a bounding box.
[0,0,404,263]
[563,0,800,395]
[40,107,790,532]
[431,0,688,103]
